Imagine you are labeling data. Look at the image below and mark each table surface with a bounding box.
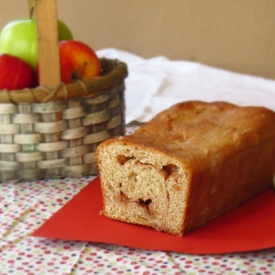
[0,125,275,275]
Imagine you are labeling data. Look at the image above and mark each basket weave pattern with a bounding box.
[0,59,126,182]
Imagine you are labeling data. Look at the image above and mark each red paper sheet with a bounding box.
[32,177,275,254]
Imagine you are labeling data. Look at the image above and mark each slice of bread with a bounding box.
[96,101,275,236]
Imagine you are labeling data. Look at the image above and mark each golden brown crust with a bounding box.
[96,101,275,236]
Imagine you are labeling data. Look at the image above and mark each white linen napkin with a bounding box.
[97,48,275,124]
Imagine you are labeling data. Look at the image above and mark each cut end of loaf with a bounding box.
[96,139,190,236]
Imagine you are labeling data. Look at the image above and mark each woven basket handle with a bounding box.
[28,0,61,87]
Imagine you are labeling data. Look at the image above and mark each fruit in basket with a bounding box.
[58,40,101,84]
[0,18,73,70]
[56,20,74,41]
[0,53,36,90]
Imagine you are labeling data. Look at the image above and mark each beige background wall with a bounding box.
[1,0,274,80]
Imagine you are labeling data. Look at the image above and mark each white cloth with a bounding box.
[97,48,275,124]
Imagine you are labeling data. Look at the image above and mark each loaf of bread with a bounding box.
[96,101,275,236]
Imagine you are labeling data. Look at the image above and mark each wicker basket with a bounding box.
[0,58,127,182]
[0,1,128,182]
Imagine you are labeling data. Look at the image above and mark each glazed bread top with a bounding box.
[121,101,275,168]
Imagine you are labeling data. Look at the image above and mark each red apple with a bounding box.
[59,40,101,84]
[0,53,36,90]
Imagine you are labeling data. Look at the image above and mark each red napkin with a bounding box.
[32,177,275,254]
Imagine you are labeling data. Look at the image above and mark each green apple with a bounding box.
[0,18,73,69]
